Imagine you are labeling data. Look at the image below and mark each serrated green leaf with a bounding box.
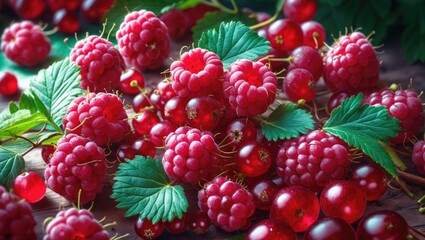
[112,156,188,223]
[8,102,19,113]
[18,91,38,113]
[192,11,257,43]
[323,94,401,177]
[29,58,83,132]
[261,103,315,141]
[0,147,25,189]
[198,21,270,69]
[0,110,48,141]
[0,138,33,154]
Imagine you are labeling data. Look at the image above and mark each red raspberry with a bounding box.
[116,10,170,70]
[323,32,379,93]
[223,59,277,116]
[1,20,50,67]
[44,134,107,204]
[159,9,190,40]
[70,35,125,92]
[0,186,36,239]
[63,92,131,147]
[364,88,424,144]
[170,48,224,98]
[276,130,353,191]
[198,176,255,232]
[162,126,219,185]
[413,140,425,176]
[44,208,109,240]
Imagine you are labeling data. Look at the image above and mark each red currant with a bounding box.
[270,185,320,232]
[80,0,114,23]
[249,180,279,210]
[185,96,222,131]
[320,180,367,223]
[13,171,46,203]
[283,0,318,23]
[116,144,136,162]
[284,68,316,103]
[149,121,177,147]
[349,163,388,201]
[304,216,357,240]
[267,19,303,52]
[132,139,156,158]
[132,91,153,113]
[163,96,189,126]
[188,210,211,234]
[52,9,80,34]
[356,210,409,240]
[41,144,55,164]
[235,141,272,177]
[0,72,19,96]
[46,0,81,11]
[134,217,164,240]
[164,213,188,234]
[222,118,258,151]
[288,46,323,82]
[246,219,297,240]
[8,0,46,19]
[132,110,161,136]
[119,68,145,95]
[301,21,326,49]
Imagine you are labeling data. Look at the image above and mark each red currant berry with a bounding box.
[132,91,153,113]
[304,216,357,240]
[46,0,81,11]
[284,68,316,103]
[267,19,303,52]
[13,171,46,203]
[188,210,211,234]
[283,0,318,23]
[132,139,156,158]
[320,180,367,223]
[41,144,55,164]
[164,96,189,126]
[8,0,46,19]
[80,0,114,23]
[149,121,177,147]
[288,46,323,82]
[249,180,279,210]
[132,110,161,136]
[134,217,164,240]
[349,163,387,201]
[119,68,145,95]
[116,144,136,162]
[271,185,320,232]
[246,219,297,240]
[235,141,272,177]
[52,9,80,34]
[164,213,188,234]
[222,118,258,151]
[356,210,409,240]
[301,21,326,49]
[0,72,19,96]
[185,96,222,131]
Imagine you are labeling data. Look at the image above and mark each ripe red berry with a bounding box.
[46,0,82,11]
[283,68,316,103]
[80,0,114,23]
[235,141,272,177]
[188,210,211,234]
[288,46,323,82]
[41,144,56,164]
[13,171,46,203]
[134,218,164,240]
[356,210,409,240]
[412,140,425,176]
[149,121,177,147]
[119,68,145,95]
[52,9,80,34]
[8,0,46,19]
[164,213,188,234]
[132,138,156,158]
[116,144,136,162]
[267,19,303,52]
[132,110,161,136]
[159,9,190,40]
[283,0,318,23]
[163,96,189,126]
[185,96,222,131]
[221,118,258,151]
[0,71,19,96]
[246,219,297,240]
[301,21,326,49]
[249,180,280,210]
[304,216,357,240]
[349,163,388,201]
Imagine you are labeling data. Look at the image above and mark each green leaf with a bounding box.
[0,147,25,189]
[29,58,84,132]
[318,0,343,7]
[18,91,38,113]
[0,110,48,141]
[402,25,425,63]
[198,21,270,69]
[323,94,401,177]
[261,103,315,141]
[192,11,257,43]
[111,156,188,224]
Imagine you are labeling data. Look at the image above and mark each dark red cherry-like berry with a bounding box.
[164,213,188,234]
[222,118,258,151]
[116,144,136,162]
[0,71,19,96]
[303,217,357,240]
[41,144,55,164]
[13,171,46,203]
[46,0,81,11]
[52,8,80,34]
[185,96,222,131]
[349,163,388,201]
[267,19,303,52]
[246,218,297,240]
[235,141,272,177]
[134,217,164,240]
[301,21,326,49]
[250,180,279,210]
[283,0,318,23]
[149,121,177,147]
[164,96,189,126]
[132,110,161,136]
[288,46,323,82]
[119,68,145,95]
[132,139,156,158]
[8,0,46,19]
[356,210,409,240]
[188,210,211,234]
[132,91,153,113]
[284,68,316,103]
[80,0,114,22]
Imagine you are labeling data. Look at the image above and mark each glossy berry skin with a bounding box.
[320,180,367,223]
[119,68,145,95]
[303,216,357,240]
[134,218,164,240]
[41,144,55,164]
[267,19,303,52]
[0,72,19,96]
[52,9,80,34]
[349,163,387,201]
[80,0,114,23]
[221,118,257,152]
[288,46,323,82]
[163,96,189,126]
[188,210,211,234]
[270,186,320,232]
[356,210,409,240]
[235,141,272,177]
[246,219,297,240]
[132,139,156,158]
[412,140,425,176]
[8,0,46,19]
[301,21,326,49]
[250,180,280,210]
[116,144,136,162]
[164,213,188,234]
[132,91,153,113]
[13,171,46,203]
[185,96,222,131]
[283,68,316,103]
[132,110,161,136]
[149,121,177,147]
[283,0,318,23]
[46,0,82,11]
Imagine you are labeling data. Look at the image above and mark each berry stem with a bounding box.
[249,3,281,30]
[408,226,425,239]
[201,0,239,14]
[397,169,425,189]
[395,176,414,198]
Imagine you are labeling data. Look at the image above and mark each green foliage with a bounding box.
[0,147,25,189]
[112,156,188,224]
[0,110,47,141]
[29,58,84,132]
[198,21,270,69]
[323,94,401,177]
[261,103,315,141]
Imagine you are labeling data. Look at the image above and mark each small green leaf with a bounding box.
[0,147,25,189]
[18,91,38,113]
[29,58,84,132]
[323,94,401,177]
[192,11,257,43]
[0,110,48,141]
[112,156,188,224]
[198,21,270,69]
[261,103,315,141]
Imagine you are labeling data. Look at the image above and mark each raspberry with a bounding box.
[116,10,170,70]
[70,35,125,92]
[364,88,424,144]
[197,176,255,232]
[323,32,379,93]
[44,208,109,240]
[412,140,425,176]
[44,134,107,204]
[0,185,37,239]
[223,59,277,116]
[276,130,353,191]
[162,126,219,185]
[1,20,50,67]
[170,48,224,98]
[63,92,131,147]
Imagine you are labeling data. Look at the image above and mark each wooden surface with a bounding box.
[1,32,425,240]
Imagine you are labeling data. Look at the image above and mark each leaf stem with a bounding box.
[249,1,282,30]
[15,135,37,157]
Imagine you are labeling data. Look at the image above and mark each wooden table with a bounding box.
[1,31,425,240]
